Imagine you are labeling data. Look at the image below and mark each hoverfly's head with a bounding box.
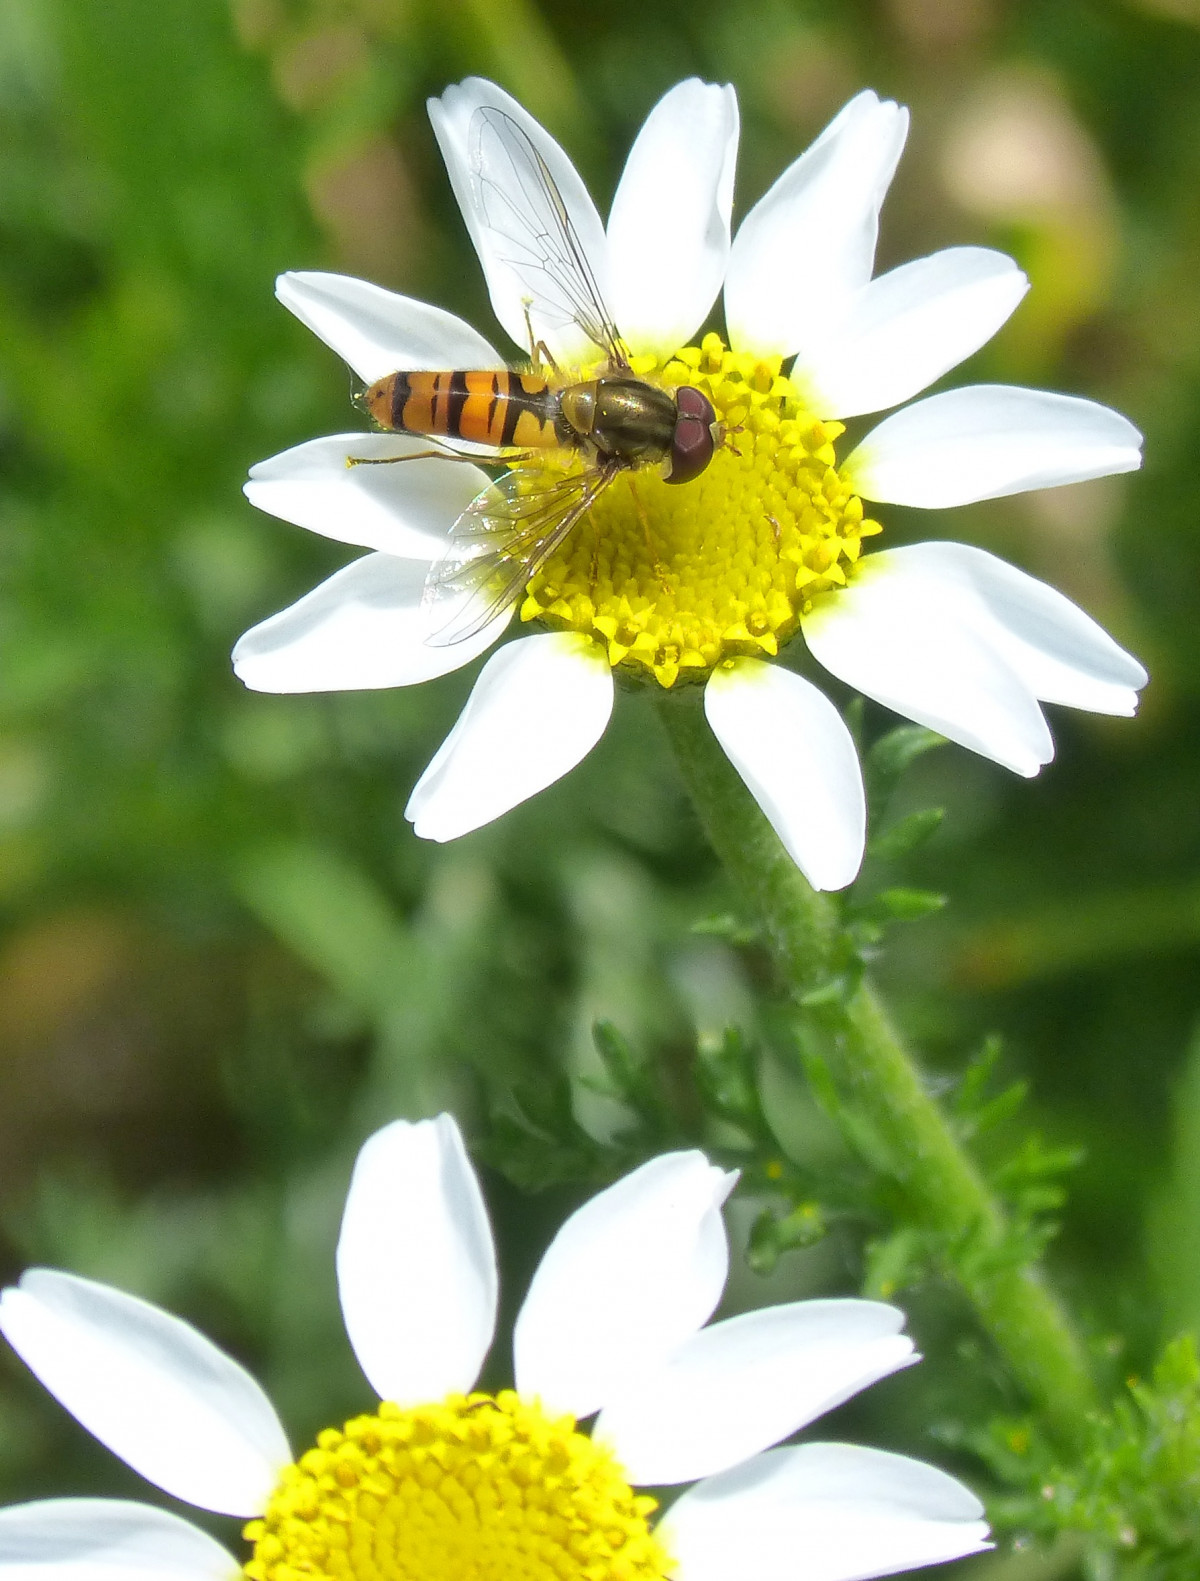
[665,385,720,485]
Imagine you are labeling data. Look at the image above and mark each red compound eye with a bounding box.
[665,386,718,485]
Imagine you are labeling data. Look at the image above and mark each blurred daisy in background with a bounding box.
[0,1115,989,1581]
[234,78,1146,891]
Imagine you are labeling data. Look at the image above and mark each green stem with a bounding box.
[658,691,1097,1447]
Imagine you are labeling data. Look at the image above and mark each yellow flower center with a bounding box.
[243,1392,670,1581]
[518,333,882,689]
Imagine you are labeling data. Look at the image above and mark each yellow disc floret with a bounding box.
[519,332,881,689]
[243,1392,670,1581]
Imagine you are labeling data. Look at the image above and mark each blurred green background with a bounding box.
[0,0,1198,1572]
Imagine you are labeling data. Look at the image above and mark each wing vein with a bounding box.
[422,465,619,648]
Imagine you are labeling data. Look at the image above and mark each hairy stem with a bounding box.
[658,690,1097,1446]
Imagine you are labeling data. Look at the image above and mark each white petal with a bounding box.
[231,552,510,693]
[0,1272,289,1516]
[725,91,909,359]
[244,435,492,556]
[336,1115,497,1405]
[793,248,1029,420]
[661,1443,990,1581]
[429,79,609,365]
[607,80,739,361]
[0,1501,239,1581]
[513,1152,737,1420]
[854,543,1147,714]
[846,385,1143,507]
[596,1300,916,1486]
[802,557,1054,776]
[405,632,612,841]
[704,660,865,892]
[276,271,501,385]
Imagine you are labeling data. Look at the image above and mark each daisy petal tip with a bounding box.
[806,850,863,894]
[1006,729,1054,777]
[424,92,450,136]
[405,804,455,843]
[889,1339,921,1376]
[0,1279,29,1340]
[875,95,910,146]
[1094,677,1145,718]
[229,641,254,686]
[849,86,901,119]
[229,635,280,694]
[274,269,323,311]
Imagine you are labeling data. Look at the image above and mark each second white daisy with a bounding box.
[0,1116,990,1581]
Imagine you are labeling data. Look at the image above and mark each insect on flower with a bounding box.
[352,106,723,647]
[235,77,1148,887]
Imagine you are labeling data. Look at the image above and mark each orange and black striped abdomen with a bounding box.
[364,370,563,450]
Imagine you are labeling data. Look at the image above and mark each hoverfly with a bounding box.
[354,105,723,647]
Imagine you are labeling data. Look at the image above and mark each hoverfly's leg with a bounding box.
[347,447,539,470]
[522,297,562,378]
[627,476,674,592]
[720,421,745,460]
[346,448,477,469]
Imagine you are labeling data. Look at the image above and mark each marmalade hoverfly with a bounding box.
[353,105,723,647]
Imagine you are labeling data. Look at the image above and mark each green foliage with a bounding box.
[0,3,1199,1578]
[863,724,946,822]
[1149,1023,1200,1340]
[868,806,946,863]
[986,1337,1200,1580]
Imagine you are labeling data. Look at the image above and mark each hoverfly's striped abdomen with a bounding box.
[364,370,563,450]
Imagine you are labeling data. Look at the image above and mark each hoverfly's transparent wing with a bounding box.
[422,464,618,647]
[469,106,630,371]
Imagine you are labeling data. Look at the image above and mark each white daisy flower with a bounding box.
[0,1116,990,1581]
[232,78,1147,892]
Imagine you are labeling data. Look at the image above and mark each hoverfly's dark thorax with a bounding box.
[591,378,678,465]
